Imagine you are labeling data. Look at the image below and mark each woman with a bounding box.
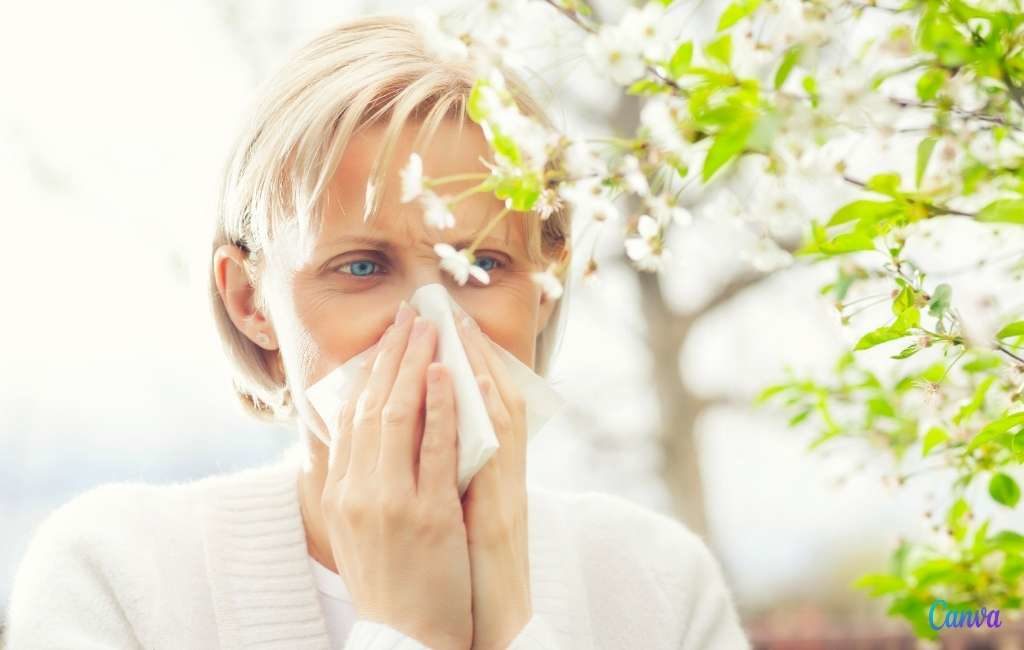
[5,13,751,650]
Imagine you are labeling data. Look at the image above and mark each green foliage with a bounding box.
[717,0,763,31]
[469,0,1024,639]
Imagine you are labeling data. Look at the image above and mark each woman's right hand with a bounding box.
[320,300,473,650]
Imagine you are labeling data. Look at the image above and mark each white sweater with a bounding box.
[5,443,752,649]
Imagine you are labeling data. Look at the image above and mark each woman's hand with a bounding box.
[454,305,533,650]
[321,301,473,650]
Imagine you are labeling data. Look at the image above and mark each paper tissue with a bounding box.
[305,282,565,496]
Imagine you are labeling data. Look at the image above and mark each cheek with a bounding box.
[458,285,540,365]
[284,282,398,386]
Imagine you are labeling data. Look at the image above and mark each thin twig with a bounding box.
[840,174,978,218]
[999,345,1024,364]
[541,0,686,94]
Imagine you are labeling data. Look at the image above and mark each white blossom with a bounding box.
[618,2,678,62]
[489,107,552,170]
[618,154,650,196]
[419,190,456,230]
[585,24,646,85]
[534,187,562,220]
[645,192,693,226]
[531,266,564,300]
[739,236,794,272]
[400,153,424,203]
[434,243,490,286]
[562,140,608,179]
[818,64,902,131]
[640,95,689,154]
[412,7,469,62]
[558,177,620,223]
[625,214,668,271]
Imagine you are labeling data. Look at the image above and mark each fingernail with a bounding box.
[412,316,429,337]
[462,314,479,332]
[395,300,413,325]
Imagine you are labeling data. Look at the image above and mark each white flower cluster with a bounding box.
[584,2,681,85]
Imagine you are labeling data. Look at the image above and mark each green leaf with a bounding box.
[826,200,901,228]
[705,33,732,66]
[626,79,669,96]
[962,353,1003,373]
[892,285,915,316]
[866,172,902,197]
[989,530,1024,553]
[788,408,812,426]
[996,321,1024,339]
[989,472,1021,507]
[922,426,949,456]
[491,131,522,167]
[953,375,996,425]
[717,0,762,31]
[667,42,693,79]
[853,573,905,596]
[892,305,921,334]
[492,170,541,211]
[927,283,952,318]
[977,199,1024,224]
[916,68,947,101]
[754,383,787,404]
[946,498,970,542]
[854,307,920,350]
[827,231,878,253]
[892,343,920,359]
[702,120,753,181]
[967,411,1024,452]
[802,75,818,106]
[774,45,803,90]
[467,81,490,123]
[915,136,938,189]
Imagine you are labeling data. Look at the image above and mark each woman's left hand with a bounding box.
[454,306,533,650]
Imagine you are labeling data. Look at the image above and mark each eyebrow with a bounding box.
[320,234,512,251]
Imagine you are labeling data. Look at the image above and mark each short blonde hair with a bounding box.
[209,13,573,424]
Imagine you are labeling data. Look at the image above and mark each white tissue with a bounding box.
[305,282,565,496]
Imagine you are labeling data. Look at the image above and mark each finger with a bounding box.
[455,312,510,427]
[418,362,459,497]
[350,306,418,477]
[325,342,382,485]
[463,314,524,434]
[454,311,489,388]
[378,316,438,490]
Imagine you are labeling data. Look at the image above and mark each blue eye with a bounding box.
[473,255,503,273]
[338,260,382,277]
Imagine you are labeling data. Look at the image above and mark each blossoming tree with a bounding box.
[400,0,1024,639]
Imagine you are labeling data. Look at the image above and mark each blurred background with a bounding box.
[3,0,1024,648]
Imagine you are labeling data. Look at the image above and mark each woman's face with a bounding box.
[250,117,558,439]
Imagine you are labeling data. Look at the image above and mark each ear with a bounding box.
[213,244,279,350]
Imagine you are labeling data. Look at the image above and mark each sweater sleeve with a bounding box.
[5,489,145,649]
[670,533,751,650]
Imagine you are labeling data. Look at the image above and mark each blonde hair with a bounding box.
[209,13,573,424]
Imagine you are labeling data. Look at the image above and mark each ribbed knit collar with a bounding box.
[199,443,581,649]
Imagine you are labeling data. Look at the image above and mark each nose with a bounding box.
[405,257,449,291]
[390,257,473,320]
